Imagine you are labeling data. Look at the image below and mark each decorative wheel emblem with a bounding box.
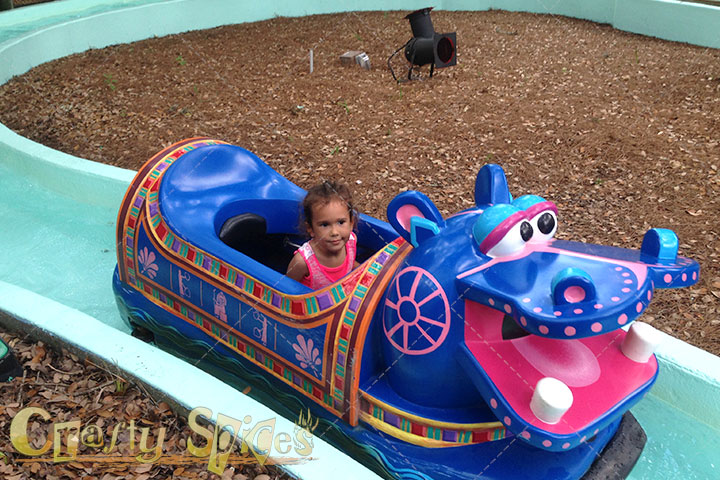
[383,267,451,355]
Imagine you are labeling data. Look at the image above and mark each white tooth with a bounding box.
[530,377,573,425]
[622,321,662,363]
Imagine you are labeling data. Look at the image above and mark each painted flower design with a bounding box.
[138,247,159,279]
[293,334,321,374]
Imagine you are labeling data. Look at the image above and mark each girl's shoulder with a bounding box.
[286,250,310,281]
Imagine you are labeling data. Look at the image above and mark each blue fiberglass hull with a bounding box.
[113,266,618,480]
[113,138,699,479]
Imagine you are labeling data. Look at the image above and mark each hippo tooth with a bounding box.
[621,322,662,363]
[530,377,574,424]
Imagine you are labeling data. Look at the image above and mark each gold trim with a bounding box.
[360,391,503,430]
[359,412,460,448]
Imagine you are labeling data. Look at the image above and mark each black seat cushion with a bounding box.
[219,213,267,252]
[219,213,295,273]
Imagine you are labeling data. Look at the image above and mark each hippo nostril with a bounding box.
[563,286,586,303]
[552,268,597,306]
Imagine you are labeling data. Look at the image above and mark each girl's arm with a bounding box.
[286,252,310,283]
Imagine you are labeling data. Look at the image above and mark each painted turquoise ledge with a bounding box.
[1,1,719,479]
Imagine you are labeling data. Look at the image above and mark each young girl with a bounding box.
[286,181,360,289]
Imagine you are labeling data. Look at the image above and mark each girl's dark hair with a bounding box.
[302,180,355,227]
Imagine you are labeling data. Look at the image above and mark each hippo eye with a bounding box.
[538,213,555,234]
[520,221,533,241]
[529,210,557,242]
[486,220,533,257]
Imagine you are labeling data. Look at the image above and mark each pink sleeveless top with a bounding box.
[297,232,357,290]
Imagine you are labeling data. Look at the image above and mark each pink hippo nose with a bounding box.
[552,268,597,305]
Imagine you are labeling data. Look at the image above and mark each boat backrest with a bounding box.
[218,212,299,273]
[219,213,267,251]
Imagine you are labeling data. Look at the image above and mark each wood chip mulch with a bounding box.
[0,10,716,352]
[0,332,293,480]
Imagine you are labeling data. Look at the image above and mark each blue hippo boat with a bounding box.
[113,138,699,479]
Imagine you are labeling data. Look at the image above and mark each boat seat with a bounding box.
[218,213,295,273]
[219,213,267,251]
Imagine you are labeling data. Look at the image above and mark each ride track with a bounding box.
[0,1,720,478]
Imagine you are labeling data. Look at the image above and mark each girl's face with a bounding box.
[307,199,353,256]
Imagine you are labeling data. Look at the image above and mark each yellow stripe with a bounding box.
[359,412,459,448]
[360,391,503,430]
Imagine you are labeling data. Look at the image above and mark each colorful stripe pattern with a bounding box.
[121,138,356,320]
[330,241,402,413]
[131,233,406,418]
[133,276,333,407]
[122,139,223,288]
[359,392,508,448]
[118,138,413,422]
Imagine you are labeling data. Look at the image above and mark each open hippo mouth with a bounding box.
[458,299,657,452]
[455,239,699,451]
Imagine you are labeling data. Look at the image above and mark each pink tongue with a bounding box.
[512,336,600,387]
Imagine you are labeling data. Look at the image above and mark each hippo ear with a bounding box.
[475,164,512,206]
[387,191,445,246]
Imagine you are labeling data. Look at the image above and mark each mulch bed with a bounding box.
[0,9,718,478]
[0,332,292,480]
[1,10,716,351]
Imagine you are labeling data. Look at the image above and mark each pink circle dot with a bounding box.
[618,314,628,325]
[622,272,630,277]
[565,326,576,336]
[562,442,571,449]
[682,273,687,282]
[504,304,512,314]
[542,440,552,447]
[534,307,543,313]
[521,431,531,439]
[636,302,643,313]
[615,267,623,271]
[664,274,672,284]
[692,272,697,280]
[611,296,620,302]
[489,298,495,306]
[573,308,583,315]
[624,279,633,284]
[504,416,512,426]
[490,398,498,409]
[622,288,631,293]
[522,297,532,303]
[539,325,549,335]
[554,311,562,317]
[581,436,587,443]
[594,429,599,435]
[520,316,527,326]
[591,322,602,333]
[594,304,603,310]
[564,286,586,303]
[647,290,652,301]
